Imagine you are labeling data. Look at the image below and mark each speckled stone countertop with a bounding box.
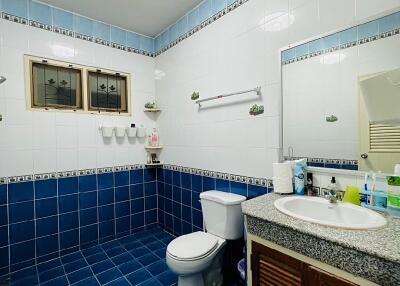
[242,193,400,285]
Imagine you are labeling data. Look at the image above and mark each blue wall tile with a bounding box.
[29,1,52,25]
[379,13,400,33]
[74,15,93,36]
[212,0,227,14]
[79,175,97,192]
[8,181,34,203]
[131,198,144,213]
[203,177,215,191]
[130,184,143,199]
[37,216,58,237]
[177,16,189,35]
[99,205,114,222]
[170,23,180,42]
[80,224,98,245]
[116,202,130,218]
[0,247,9,268]
[36,234,59,257]
[36,198,57,218]
[188,8,200,31]
[116,216,130,234]
[339,27,357,45]
[216,179,229,192]
[160,30,170,49]
[127,32,141,49]
[0,206,8,226]
[52,8,73,30]
[144,168,156,183]
[308,39,323,53]
[358,20,379,39]
[295,43,309,57]
[230,182,247,197]
[10,240,35,264]
[115,171,129,187]
[199,0,212,23]
[130,169,143,185]
[59,212,78,232]
[116,186,129,202]
[79,191,97,209]
[59,194,78,213]
[0,226,8,247]
[9,201,34,223]
[80,208,97,226]
[322,33,339,50]
[3,0,28,18]
[10,221,34,243]
[110,26,126,45]
[0,185,7,205]
[140,36,154,53]
[99,221,115,239]
[35,179,57,199]
[144,182,156,196]
[58,177,78,196]
[98,173,114,190]
[93,21,110,41]
[60,229,79,250]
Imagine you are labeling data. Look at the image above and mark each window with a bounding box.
[25,55,131,115]
[88,70,128,113]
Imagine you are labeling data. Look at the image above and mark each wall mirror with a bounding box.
[281,10,400,173]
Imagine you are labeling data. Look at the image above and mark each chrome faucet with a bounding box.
[326,189,338,203]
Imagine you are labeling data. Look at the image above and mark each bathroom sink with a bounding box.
[274,196,387,230]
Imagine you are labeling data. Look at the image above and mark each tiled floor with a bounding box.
[5,227,178,286]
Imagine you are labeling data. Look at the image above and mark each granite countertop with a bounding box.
[241,193,400,264]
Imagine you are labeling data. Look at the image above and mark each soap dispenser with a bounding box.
[327,177,338,203]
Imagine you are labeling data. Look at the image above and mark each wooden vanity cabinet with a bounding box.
[251,241,358,286]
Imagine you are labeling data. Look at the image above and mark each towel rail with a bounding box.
[195,86,261,107]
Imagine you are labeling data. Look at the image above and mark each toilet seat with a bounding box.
[167,232,219,261]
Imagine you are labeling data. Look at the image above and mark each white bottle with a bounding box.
[151,128,159,147]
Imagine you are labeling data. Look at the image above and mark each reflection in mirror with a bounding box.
[281,11,400,173]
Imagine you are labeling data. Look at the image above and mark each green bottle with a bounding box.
[387,176,400,218]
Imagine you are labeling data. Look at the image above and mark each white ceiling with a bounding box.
[38,0,203,37]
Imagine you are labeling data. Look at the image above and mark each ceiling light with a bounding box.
[259,11,295,32]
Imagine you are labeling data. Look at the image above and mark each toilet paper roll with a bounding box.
[395,164,400,175]
[273,162,293,178]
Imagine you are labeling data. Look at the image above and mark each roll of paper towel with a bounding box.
[273,162,293,194]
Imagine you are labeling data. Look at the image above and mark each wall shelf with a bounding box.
[144,108,161,112]
[145,163,163,166]
[145,146,163,150]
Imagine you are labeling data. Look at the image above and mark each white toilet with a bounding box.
[166,190,246,286]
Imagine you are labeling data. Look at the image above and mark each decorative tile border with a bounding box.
[155,0,249,56]
[283,156,358,170]
[0,11,155,58]
[282,11,400,65]
[0,164,147,185]
[163,164,273,188]
[0,0,252,58]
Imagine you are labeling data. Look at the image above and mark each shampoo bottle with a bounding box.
[151,128,159,147]
[294,159,307,195]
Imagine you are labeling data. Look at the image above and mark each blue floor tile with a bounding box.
[41,275,69,286]
[91,260,114,275]
[157,270,178,286]
[67,267,93,284]
[146,260,168,276]
[96,267,123,285]
[7,227,175,286]
[71,276,100,286]
[107,277,131,286]
[118,259,142,275]
[126,269,152,285]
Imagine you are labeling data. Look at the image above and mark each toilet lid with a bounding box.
[167,232,219,261]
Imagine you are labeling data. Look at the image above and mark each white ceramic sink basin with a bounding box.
[274,196,387,230]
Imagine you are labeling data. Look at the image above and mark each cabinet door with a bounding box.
[251,241,306,286]
[306,266,358,286]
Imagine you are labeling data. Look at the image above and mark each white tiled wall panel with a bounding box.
[0,20,156,177]
[155,0,399,178]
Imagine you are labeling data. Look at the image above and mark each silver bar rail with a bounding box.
[195,86,262,107]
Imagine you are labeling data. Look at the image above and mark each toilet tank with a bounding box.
[200,191,246,240]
